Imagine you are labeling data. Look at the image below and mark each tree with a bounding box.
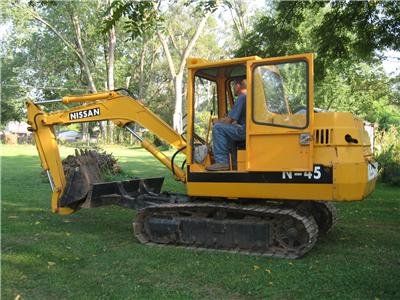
[235,1,400,128]
[7,1,121,141]
[2,0,228,141]
[314,62,399,127]
[103,0,117,143]
[228,0,250,41]
[19,2,99,93]
[236,1,400,81]
[1,56,26,126]
[1,1,83,125]
[106,0,221,133]
[157,3,214,133]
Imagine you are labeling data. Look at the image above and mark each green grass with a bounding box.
[2,144,400,299]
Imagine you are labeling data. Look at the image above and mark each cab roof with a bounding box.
[187,56,261,69]
[187,56,262,80]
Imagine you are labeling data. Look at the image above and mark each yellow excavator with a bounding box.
[26,53,378,258]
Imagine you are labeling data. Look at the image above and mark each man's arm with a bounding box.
[227,94,246,123]
[214,116,234,124]
[213,94,246,124]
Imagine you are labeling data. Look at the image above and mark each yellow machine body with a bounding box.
[184,53,377,201]
[26,53,378,215]
[186,111,376,201]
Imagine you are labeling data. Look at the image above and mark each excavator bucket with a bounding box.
[60,149,103,208]
[59,150,164,210]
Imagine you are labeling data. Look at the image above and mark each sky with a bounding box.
[382,50,400,75]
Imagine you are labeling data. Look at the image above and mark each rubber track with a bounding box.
[133,202,319,259]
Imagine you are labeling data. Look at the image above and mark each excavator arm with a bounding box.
[27,90,187,214]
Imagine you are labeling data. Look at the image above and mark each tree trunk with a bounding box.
[229,0,249,40]
[71,14,97,143]
[107,22,116,143]
[107,26,116,90]
[173,72,184,133]
[72,15,97,93]
[138,40,146,99]
[157,11,211,134]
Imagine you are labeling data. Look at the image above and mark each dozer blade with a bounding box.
[81,177,165,209]
[59,149,165,210]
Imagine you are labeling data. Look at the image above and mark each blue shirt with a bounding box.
[228,94,246,126]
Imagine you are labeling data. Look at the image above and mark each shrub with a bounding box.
[374,126,400,186]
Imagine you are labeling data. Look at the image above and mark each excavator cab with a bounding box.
[188,55,312,173]
[186,54,315,198]
[185,53,376,201]
[189,62,248,168]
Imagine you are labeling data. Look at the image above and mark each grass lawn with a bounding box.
[2,144,399,299]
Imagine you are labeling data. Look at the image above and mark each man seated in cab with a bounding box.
[206,77,247,171]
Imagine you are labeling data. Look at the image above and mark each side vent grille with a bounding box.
[314,129,331,145]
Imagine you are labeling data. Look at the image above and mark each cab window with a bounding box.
[252,61,308,129]
[193,75,216,142]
